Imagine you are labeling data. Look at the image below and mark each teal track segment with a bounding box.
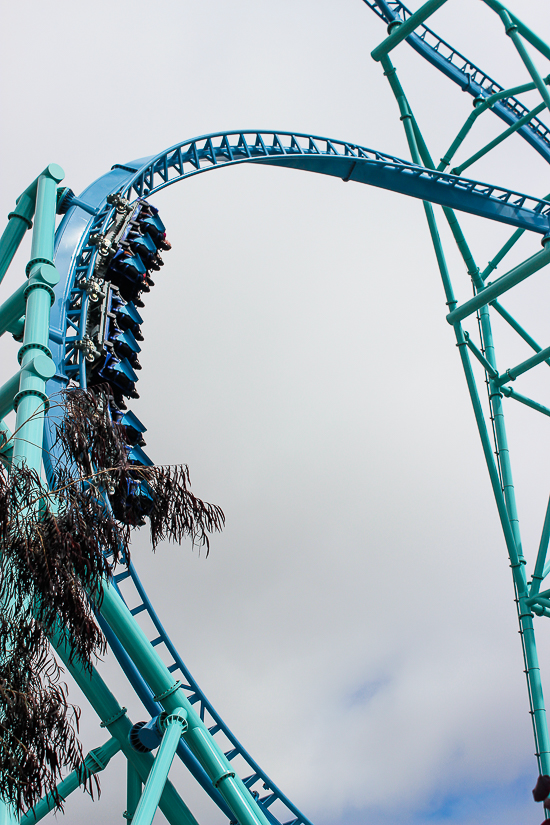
[104,564,311,825]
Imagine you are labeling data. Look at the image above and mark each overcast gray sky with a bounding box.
[3,1,550,823]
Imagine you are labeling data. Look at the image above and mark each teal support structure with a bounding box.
[12,164,63,473]
[500,386,550,418]
[0,372,22,421]
[48,623,200,825]
[452,100,546,176]
[97,578,272,825]
[482,0,550,61]
[0,280,32,339]
[371,0,450,62]
[530,498,550,599]
[497,346,550,385]
[491,299,550,363]
[379,31,550,783]
[132,709,188,825]
[0,421,13,469]
[0,177,37,286]
[4,3,550,821]
[20,738,121,825]
[446,244,550,326]
[438,78,550,172]
[125,764,143,823]
[498,10,550,114]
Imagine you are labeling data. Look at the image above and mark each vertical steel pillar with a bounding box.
[381,49,550,778]
[125,763,143,823]
[0,166,63,823]
[478,297,550,774]
[11,164,63,473]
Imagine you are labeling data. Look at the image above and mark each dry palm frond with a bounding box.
[0,385,224,813]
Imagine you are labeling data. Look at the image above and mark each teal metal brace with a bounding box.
[438,77,550,172]
[500,386,550,419]
[97,577,272,825]
[497,346,550,385]
[530,499,550,598]
[446,244,550,326]
[491,300,550,363]
[0,421,13,469]
[21,738,121,824]
[125,763,143,823]
[0,176,38,286]
[131,709,188,825]
[371,0,450,62]
[498,10,550,114]
[452,101,547,177]
[48,623,199,825]
[482,0,550,62]
[0,280,35,339]
[11,164,63,473]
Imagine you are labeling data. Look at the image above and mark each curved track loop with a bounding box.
[363,0,550,164]
[47,155,314,825]
[45,121,550,823]
[120,132,550,233]
[47,130,550,461]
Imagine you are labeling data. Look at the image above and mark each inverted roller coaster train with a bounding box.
[2,0,550,823]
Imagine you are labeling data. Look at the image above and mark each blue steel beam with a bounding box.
[119,132,550,235]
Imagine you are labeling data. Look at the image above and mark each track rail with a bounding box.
[362,0,550,164]
[117,131,550,233]
[45,127,550,824]
[104,563,313,825]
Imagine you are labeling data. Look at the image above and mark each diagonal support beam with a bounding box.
[452,101,546,177]
[530,497,550,598]
[371,0,450,61]
[20,738,121,824]
[97,578,272,825]
[0,170,46,286]
[496,344,550,385]
[463,332,498,378]
[498,9,550,114]
[491,300,550,364]
[485,2,550,60]
[501,386,550,419]
[446,244,550,325]
[48,625,200,825]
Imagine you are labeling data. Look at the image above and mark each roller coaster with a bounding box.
[2,0,550,822]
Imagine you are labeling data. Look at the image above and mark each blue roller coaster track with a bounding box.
[3,1,550,823]
[44,123,550,825]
